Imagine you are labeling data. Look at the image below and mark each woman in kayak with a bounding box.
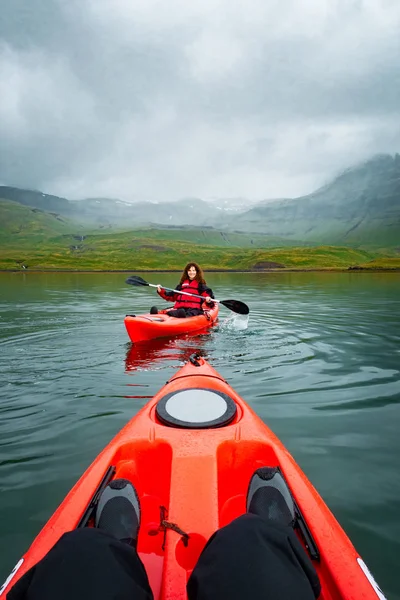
[151,262,214,318]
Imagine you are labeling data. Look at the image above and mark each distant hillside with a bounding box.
[1,225,396,271]
[1,153,399,246]
[0,199,83,244]
[0,200,302,248]
[1,201,398,271]
[0,187,72,214]
[226,154,400,245]
[0,187,233,228]
[96,227,306,248]
[0,196,303,250]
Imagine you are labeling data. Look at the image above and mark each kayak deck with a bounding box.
[124,304,219,343]
[2,357,383,600]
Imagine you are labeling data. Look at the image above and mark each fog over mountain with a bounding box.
[225,154,400,245]
[1,154,399,247]
[1,1,400,201]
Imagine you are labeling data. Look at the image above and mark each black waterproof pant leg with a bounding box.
[188,513,321,600]
[184,308,204,317]
[7,528,154,600]
[7,515,320,600]
[166,308,187,318]
[166,308,204,318]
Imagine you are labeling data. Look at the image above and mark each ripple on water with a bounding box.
[0,273,399,598]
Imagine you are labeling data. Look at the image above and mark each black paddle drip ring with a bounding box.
[156,388,237,429]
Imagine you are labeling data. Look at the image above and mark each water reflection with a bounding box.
[124,331,211,373]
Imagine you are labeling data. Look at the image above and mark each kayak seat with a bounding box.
[155,388,237,429]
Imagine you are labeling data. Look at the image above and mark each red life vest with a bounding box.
[158,279,211,310]
[173,279,205,310]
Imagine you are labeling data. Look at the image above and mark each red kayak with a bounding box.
[1,356,384,599]
[124,304,219,343]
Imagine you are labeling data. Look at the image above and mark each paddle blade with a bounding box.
[220,299,249,315]
[125,276,149,287]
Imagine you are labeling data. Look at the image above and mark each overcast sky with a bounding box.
[1,0,399,202]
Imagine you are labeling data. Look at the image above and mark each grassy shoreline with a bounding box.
[1,204,399,271]
[1,228,399,272]
[2,267,400,273]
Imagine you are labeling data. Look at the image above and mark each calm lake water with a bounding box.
[1,271,399,598]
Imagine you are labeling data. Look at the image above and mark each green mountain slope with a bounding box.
[0,187,225,228]
[0,199,306,248]
[0,187,72,214]
[0,199,84,244]
[1,153,399,246]
[1,154,399,270]
[116,227,307,248]
[227,154,400,245]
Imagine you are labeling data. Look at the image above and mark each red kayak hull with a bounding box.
[2,357,384,599]
[124,305,219,343]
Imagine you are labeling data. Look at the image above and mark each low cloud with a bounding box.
[1,0,399,201]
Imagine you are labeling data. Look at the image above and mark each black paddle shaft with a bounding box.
[125,276,249,315]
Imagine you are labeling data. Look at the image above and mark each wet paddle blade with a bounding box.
[220,299,249,315]
[126,276,150,287]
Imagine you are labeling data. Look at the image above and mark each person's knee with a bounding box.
[170,308,186,318]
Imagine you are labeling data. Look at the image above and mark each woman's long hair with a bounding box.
[180,262,206,285]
